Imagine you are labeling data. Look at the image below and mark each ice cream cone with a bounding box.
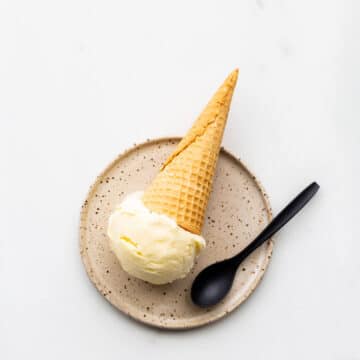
[143,69,238,235]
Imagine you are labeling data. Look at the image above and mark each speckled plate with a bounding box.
[80,138,273,329]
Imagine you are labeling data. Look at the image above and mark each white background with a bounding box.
[1,1,359,359]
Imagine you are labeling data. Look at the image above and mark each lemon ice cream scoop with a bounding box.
[108,192,205,285]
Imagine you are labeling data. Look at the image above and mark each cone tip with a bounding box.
[228,68,239,84]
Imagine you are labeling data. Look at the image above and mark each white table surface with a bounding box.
[1,1,359,359]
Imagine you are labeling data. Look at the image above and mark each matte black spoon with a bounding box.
[191,182,320,307]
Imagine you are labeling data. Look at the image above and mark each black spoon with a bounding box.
[191,182,320,308]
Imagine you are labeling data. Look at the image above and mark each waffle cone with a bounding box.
[143,69,238,234]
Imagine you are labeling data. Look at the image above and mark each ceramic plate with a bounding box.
[80,138,273,329]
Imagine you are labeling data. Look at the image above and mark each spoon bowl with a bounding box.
[191,260,237,307]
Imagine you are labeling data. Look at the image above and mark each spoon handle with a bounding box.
[233,182,320,263]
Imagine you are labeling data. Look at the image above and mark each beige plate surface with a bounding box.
[80,138,273,329]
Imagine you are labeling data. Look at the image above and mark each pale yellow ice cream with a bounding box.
[107,192,206,284]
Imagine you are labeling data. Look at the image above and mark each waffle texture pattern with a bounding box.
[143,70,238,234]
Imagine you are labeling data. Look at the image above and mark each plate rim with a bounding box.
[79,137,273,329]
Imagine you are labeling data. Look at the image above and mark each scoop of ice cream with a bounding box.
[107,191,206,285]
